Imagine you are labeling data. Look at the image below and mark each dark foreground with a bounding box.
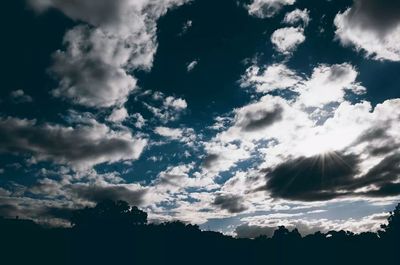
[1,200,399,265]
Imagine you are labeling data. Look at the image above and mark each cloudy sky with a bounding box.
[1,0,400,237]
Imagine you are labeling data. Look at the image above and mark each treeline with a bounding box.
[1,200,399,265]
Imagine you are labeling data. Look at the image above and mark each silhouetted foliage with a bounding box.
[1,202,400,265]
[70,199,147,229]
[380,203,400,240]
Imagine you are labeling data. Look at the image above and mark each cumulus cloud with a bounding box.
[242,62,365,107]
[131,113,146,129]
[205,58,400,206]
[151,164,215,195]
[296,63,365,107]
[335,0,400,61]
[29,0,189,107]
[144,92,187,123]
[283,8,310,27]
[271,27,305,55]
[247,0,295,18]
[235,212,388,238]
[0,117,147,170]
[154,126,183,140]
[186,60,198,72]
[154,126,196,144]
[163,96,188,110]
[107,106,129,123]
[257,98,400,201]
[50,26,137,108]
[202,141,251,176]
[10,89,33,103]
[240,64,301,93]
[214,95,304,144]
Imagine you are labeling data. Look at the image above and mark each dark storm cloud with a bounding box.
[71,185,147,206]
[240,106,284,132]
[0,117,146,169]
[362,153,400,184]
[368,143,400,157]
[353,126,400,156]
[213,194,248,213]
[355,126,388,143]
[366,183,400,197]
[261,152,400,201]
[263,152,360,201]
[346,0,400,35]
[202,154,220,169]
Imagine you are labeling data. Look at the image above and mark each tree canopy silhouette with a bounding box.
[1,201,400,265]
[70,199,147,229]
[380,203,400,240]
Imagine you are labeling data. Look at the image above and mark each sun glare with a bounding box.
[296,129,358,157]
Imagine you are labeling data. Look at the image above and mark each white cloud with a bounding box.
[107,106,129,123]
[131,113,146,129]
[242,62,365,107]
[236,212,388,238]
[240,64,302,93]
[164,96,188,110]
[271,27,305,55]
[247,0,295,19]
[180,20,192,35]
[205,60,400,205]
[186,60,198,72]
[296,63,365,107]
[29,0,189,107]
[154,126,183,140]
[154,126,196,144]
[202,142,252,176]
[144,93,187,123]
[206,63,366,178]
[283,8,310,27]
[51,26,137,108]
[334,0,400,61]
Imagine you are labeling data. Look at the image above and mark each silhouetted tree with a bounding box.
[272,226,301,241]
[70,200,147,229]
[2,200,400,265]
[380,203,400,240]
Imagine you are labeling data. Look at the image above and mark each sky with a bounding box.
[1,0,400,237]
